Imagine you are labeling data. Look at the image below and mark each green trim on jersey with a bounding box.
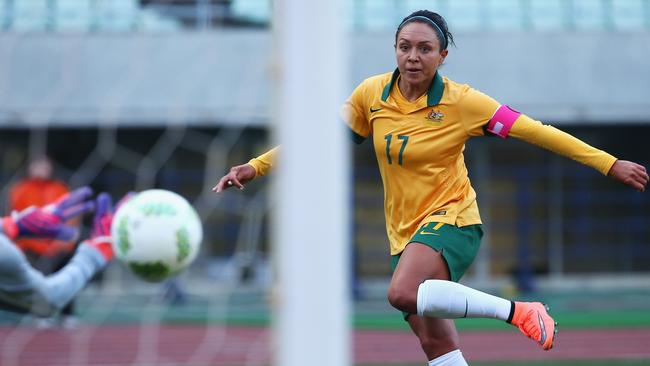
[427,72,444,107]
[350,129,366,144]
[380,68,445,107]
[381,69,401,102]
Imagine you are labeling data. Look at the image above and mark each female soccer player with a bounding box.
[0,188,117,317]
[213,10,648,366]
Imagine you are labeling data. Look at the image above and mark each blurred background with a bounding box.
[0,1,648,365]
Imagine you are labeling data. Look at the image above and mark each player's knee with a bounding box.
[387,286,416,313]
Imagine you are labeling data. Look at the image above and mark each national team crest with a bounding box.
[426,109,444,123]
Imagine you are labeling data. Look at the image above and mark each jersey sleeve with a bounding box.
[341,82,371,142]
[248,146,279,177]
[458,87,501,137]
[509,115,617,175]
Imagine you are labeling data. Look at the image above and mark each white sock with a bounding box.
[417,280,512,321]
[428,349,468,366]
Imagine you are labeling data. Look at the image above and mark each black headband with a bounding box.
[397,15,448,50]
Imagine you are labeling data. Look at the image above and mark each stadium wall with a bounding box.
[0,30,648,126]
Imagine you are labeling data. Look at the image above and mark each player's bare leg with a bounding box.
[408,315,464,363]
[388,243,468,363]
[389,242,557,352]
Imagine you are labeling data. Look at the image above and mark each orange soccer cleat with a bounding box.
[508,302,558,350]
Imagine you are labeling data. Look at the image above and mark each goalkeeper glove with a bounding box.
[84,192,134,261]
[2,186,94,241]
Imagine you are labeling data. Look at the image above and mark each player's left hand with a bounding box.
[608,160,648,192]
[2,186,95,241]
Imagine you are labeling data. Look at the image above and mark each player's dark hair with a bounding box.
[395,10,455,51]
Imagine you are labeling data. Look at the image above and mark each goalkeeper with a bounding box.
[0,187,118,317]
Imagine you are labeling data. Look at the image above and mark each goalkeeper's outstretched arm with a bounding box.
[213,147,279,193]
[0,236,110,317]
[0,192,118,316]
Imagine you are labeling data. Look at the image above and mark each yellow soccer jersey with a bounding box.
[343,70,502,255]
[248,147,279,177]
[251,69,617,256]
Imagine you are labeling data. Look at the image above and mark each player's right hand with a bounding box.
[212,164,256,193]
[2,186,94,241]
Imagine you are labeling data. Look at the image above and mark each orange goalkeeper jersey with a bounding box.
[9,178,75,256]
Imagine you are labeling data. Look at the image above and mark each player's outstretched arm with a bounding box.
[502,114,647,190]
[212,146,279,193]
[608,160,648,192]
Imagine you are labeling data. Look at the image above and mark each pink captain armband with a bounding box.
[486,105,521,139]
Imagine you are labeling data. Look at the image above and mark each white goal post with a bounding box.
[273,1,350,366]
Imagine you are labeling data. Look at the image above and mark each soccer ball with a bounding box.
[110,189,203,282]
